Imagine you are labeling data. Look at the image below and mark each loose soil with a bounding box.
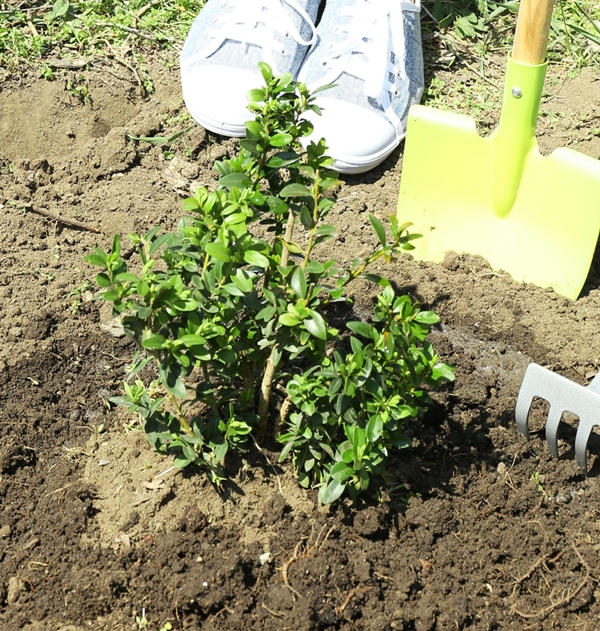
[1,37,600,631]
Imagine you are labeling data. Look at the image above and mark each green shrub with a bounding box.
[86,63,453,503]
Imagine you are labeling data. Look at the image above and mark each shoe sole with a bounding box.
[186,105,247,138]
[327,136,404,175]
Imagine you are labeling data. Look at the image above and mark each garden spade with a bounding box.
[397,0,600,300]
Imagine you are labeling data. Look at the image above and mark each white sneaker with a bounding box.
[298,0,424,174]
[180,0,323,137]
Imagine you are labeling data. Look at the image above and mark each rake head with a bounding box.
[515,363,600,473]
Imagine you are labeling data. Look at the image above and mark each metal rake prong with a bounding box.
[515,363,600,473]
[545,405,563,459]
[515,363,547,439]
[575,421,592,472]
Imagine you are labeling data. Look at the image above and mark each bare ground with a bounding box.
[1,41,600,631]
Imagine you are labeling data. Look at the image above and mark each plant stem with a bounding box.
[257,207,296,429]
[302,170,321,270]
[167,391,195,437]
[275,395,293,436]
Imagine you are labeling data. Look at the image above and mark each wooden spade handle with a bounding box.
[512,0,555,64]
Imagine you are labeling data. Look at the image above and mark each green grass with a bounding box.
[0,0,205,72]
[422,0,600,67]
[1,1,597,73]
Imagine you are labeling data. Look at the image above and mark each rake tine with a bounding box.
[515,363,545,439]
[545,404,563,458]
[575,421,591,472]
[515,363,600,474]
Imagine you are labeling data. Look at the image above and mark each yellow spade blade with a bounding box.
[397,59,600,301]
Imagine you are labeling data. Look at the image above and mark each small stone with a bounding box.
[7,576,25,604]
[259,552,272,566]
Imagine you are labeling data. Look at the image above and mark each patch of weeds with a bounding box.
[135,610,149,629]
[531,471,549,501]
[423,0,599,67]
[87,64,454,504]
[128,122,196,160]
[423,74,500,121]
[0,0,205,72]
[69,279,93,313]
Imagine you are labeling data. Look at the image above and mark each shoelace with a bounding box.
[318,0,419,132]
[188,0,318,73]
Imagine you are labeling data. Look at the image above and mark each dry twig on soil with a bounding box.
[511,544,591,620]
[27,206,100,233]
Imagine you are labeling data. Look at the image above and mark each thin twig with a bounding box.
[26,206,101,233]
[46,58,92,70]
[511,544,591,619]
[95,21,177,42]
[261,603,284,618]
[249,433,283,495]
[280,540,305,600]
[335,587,373,615]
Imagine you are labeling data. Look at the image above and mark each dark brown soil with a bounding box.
[1,38,600,631]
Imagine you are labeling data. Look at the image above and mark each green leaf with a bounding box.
[239,139,260,156]
[290,267,307,299]
[149,233,173,256]
[328,377,343,398]
[127,134,169,145]
[144,414,172,449]
[142,334,167,350]
[116,272,139,283]
[349,336,363,355]
[315,224,336,238]
[369,213,387,246]
[85,251,108,267]
[415,311,440,325]
[159,364,187,399]
[205,242,232,262]
[256,304,276,321]
[358,273,391,288]
[312,82,338,95]
[432,363,455,382]
[247,88,265,102]
[222,283,244,297]
[299,205,314,229]
[219,173,252,189]
[366,415,384,442]
[280,183,312,198]
[182,197,200,211]
[95,272,111,288]
[346,321,373,338]
[245,120,262,138]
[280,239,304,255]
[330,461,354,482]
[303,310,327,341]
[266,152,300,168]
[51,0,71,18]
[258,62,273,82]
[279,313,301,327]
[131,303,152,319]
[265,195,289,214]
[101,289,119,302]
[319,479,346,505]
[232,270,254,293]
[269,132,293,147]
[135,279,152,300]
[177,334,207,348]
[244,249,270,268]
